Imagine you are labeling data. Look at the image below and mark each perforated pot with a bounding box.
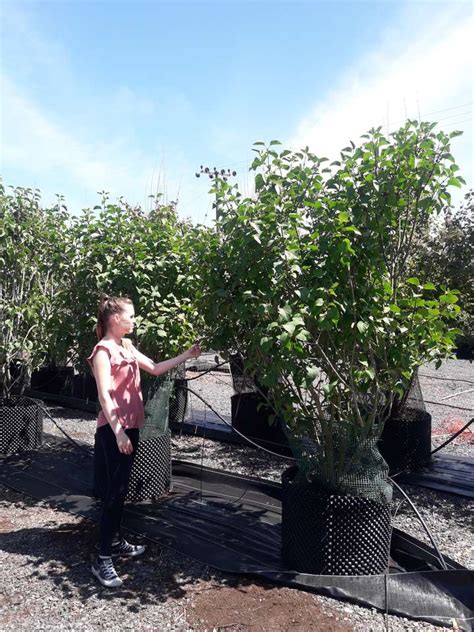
[126,428,172,501]
[281,466,392,575]
[0,396,43,455]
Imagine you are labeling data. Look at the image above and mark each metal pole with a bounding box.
[195,166,237,222]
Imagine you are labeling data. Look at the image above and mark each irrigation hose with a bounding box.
[24,396,93,456]
[430,418,473,456]
[183,385,296,461]
[185,360,230,381]
[389,476,448,571]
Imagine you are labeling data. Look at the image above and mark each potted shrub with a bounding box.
[0,184,70,454]
[198,122,462,575]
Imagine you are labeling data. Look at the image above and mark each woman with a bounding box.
[87,295,200,587]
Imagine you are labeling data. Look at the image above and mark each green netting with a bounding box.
[285,424,392,505]
[140,376,173,440]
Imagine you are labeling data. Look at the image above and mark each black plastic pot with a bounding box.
[0,396,43,455]
[455,336,474,360]
[71,373,98,402]
[378,407,432,474]
[30,366,73,395]
[281,466,392,575]
[231,392,291,456]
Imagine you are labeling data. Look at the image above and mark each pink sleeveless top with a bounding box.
[87,339,145,429]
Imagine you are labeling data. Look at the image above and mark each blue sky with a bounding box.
[1,0,472,223]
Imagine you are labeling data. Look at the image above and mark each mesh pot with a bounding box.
[281,466,392,575]
[229,353,256,394]
[378,407,432,474]
[0,396,43,455]
[140,377,173,440]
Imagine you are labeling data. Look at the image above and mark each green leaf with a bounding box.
[278,332,290,343]
[278,305,292,321]
[439,293,459,304]
[283,322,296,335]
[407,277,420,286]
[356,321,368,334]
[295,329,310,341]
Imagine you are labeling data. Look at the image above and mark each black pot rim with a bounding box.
[0,395,41,408]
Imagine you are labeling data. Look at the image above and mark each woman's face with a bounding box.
[114,303,136,335]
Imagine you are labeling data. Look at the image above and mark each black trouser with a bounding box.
[95,424,139,556]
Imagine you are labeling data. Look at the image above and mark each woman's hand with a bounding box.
[186,342,201,359]
[116,428,133,455]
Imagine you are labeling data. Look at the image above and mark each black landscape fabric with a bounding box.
[0,436,472,630]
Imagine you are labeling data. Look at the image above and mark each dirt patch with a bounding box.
[186,581,353,631]
[0,516,15,532]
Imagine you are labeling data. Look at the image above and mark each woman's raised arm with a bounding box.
[126,341,201,377]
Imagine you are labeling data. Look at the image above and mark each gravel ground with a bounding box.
[1,359,473,631]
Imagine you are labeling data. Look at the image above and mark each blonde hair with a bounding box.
[96,294,133,340]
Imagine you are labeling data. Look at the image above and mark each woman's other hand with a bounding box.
[186,343,201,359]
[116,428,133,455]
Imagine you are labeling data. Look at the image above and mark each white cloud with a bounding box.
[0,74,191,214]
[290,8,474,197]
[0,4,198,216]
[0,82,211,225]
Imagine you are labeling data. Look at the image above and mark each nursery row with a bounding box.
[1,119,473,582]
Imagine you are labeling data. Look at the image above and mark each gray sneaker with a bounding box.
[111,538,146,558]
[91,556,123,588]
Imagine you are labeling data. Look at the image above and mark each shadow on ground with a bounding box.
[0,498,220,612]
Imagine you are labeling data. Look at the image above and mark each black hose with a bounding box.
[24,396,93,456]
[418,373,474,386]
[389,476,448,571]
[430,418,473,456]
[183,385,295,461]
[185,360,230,381]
